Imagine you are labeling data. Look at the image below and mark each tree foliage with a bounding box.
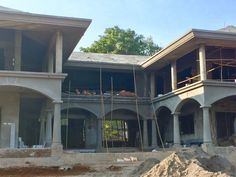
[80,26,161,56]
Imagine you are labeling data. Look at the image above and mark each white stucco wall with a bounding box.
[0,93,20,148]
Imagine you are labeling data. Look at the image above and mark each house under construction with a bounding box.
[0,6,236,155]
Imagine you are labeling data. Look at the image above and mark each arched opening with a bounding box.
[156,106,172,146]
[177,99,202,146]
[0,86,52,148]
[104,109,144,148]
[61,108,97,149]
[211,96,236,146]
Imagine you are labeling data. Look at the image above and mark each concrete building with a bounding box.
[0,6,236,154]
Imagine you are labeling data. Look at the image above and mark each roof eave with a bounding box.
[0,10,92,28]
[141,30,195,69]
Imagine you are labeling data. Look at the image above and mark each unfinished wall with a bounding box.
[0,93,20,148]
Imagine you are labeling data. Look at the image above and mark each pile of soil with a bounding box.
[130,158,160,177]
[134,149,236,177]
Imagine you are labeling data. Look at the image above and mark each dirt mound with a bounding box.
[139,150,235,177]
[131,158,160,177]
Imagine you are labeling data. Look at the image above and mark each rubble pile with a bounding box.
[134,150,236,177]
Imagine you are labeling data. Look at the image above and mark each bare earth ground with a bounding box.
[0,163,139,177]
[1,148,236,177]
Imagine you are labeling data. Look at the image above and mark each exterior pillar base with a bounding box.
[51,143,63,157]
[201,143,214,155]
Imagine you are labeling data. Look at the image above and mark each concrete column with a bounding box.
[14,30,22,71]
[55,31,63,73]
[171,60,177,90]
[10,123,16,148]
[199,44,207,81]
[143,119,149,149]
[201,106,212,144]
[150,72,156,98]
[97,118,103,150]
[173,112,180,146]
[51,100,63,155]
[45,110,53,147]
[39,118,45,145]
[152,119,158,147]
[48,52,54,73]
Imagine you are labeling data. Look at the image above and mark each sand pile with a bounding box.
[135,149,236,177]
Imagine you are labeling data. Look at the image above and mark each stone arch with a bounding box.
[174,97,201,113]
[0,84,55,100]
[155,106,173,145]
[104,108,145,148]
[105,108,144,120]
[60,107,98,149]
[156,105,172,115]
[174,97,202,145]
[211,95,236,145]
[61,103,99,118]
[154,103,173,114]
[104,105,147,119]
[207,92,236,106]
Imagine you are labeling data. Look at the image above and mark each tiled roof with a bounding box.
[69,52,148,65]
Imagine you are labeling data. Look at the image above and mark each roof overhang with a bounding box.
[141,29,236,70]
[0,9,91,60]
[64,60,142,71]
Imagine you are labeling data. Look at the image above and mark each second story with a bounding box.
[0,6,91,74]
[142,26,236,101]
[62,52,150,100]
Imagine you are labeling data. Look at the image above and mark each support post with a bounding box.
[55,31,63,73]
[143,119,149,149]
[151,119,158,147]
[150,72,156,98]
[45,110,53,147]
[171,60,177,90]
[10,123,16,148]
[51,100,63,156]
[39,117,45,145]
[173,112,180,146]
[14,30,22,71]
[97,118,103,150]
[201,105,212,144]
[48,52,54,73]
[199,44,207,81]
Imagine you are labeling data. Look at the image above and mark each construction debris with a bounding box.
[138,149,236,177]
[131,158,160,177]
[117,156,138,163]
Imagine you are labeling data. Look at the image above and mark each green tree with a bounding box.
[80,26,161,56]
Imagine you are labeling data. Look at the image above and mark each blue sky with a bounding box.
[1,0,236,51]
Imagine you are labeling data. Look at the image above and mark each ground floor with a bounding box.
[1,87,236,152]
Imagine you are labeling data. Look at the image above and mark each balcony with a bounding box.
[0,70,66,100]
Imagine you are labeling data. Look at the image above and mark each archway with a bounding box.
[156,106,172,146]
[211,96,236,146]
[176,98,202,146]
[61,108,97,149]
[0,86,53,148]
[104,109,144,148]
